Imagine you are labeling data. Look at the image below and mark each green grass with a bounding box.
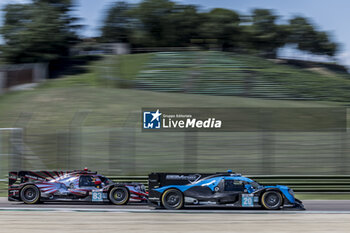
[40,51,350,102]
[0,87,336,140]
[0,85,342,176]
[118,53,154,80]
[0,86,337,130]
[39,57,106,89]
[231,53,350,102]
[132,51,350,101]
[0,52,348,177]
[1,53,338,132]
[39,54,153,89]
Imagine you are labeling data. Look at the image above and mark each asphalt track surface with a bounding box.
[1,198,350,213]
[2,211,350,233]
[2,199,350,233]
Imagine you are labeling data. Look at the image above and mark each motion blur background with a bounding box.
[0,0,349,196]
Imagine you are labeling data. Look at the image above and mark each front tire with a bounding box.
[161,189,184,210]
[109,186,129,205]
[261,191,282,210]
[20,185,40,204]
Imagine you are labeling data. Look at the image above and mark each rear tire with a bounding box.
[261,191,282,210]
[109,187,129,205]
[20,185,40,204]
[161,189,184,210]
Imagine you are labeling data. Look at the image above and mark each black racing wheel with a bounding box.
[109,186,129,205]
[261,191,282,210]
[161,189,184,210]
[20,185,40,204]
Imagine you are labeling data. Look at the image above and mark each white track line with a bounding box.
[0,207,350,214]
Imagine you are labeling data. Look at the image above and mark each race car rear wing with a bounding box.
[8,170,99,186]
[9,171,54,186]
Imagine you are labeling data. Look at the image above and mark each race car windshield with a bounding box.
[99,176,112,185]
[250,181,261,189]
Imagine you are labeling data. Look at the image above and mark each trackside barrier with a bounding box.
[2,175,350,193]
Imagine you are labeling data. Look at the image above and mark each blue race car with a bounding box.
[148,171,304,210]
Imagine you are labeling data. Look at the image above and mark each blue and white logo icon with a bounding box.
[143,109,162,129]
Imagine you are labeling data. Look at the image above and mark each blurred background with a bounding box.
[0,0,349,197]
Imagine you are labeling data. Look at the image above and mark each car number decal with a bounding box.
[92,190,103,202]
[242,194,254,207]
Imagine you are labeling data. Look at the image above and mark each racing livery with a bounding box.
[148,171,304,210]
[8,169,147,204]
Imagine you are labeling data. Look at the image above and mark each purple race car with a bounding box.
[8,169,147,204]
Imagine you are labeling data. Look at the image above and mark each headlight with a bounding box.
[288,189,294,196]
